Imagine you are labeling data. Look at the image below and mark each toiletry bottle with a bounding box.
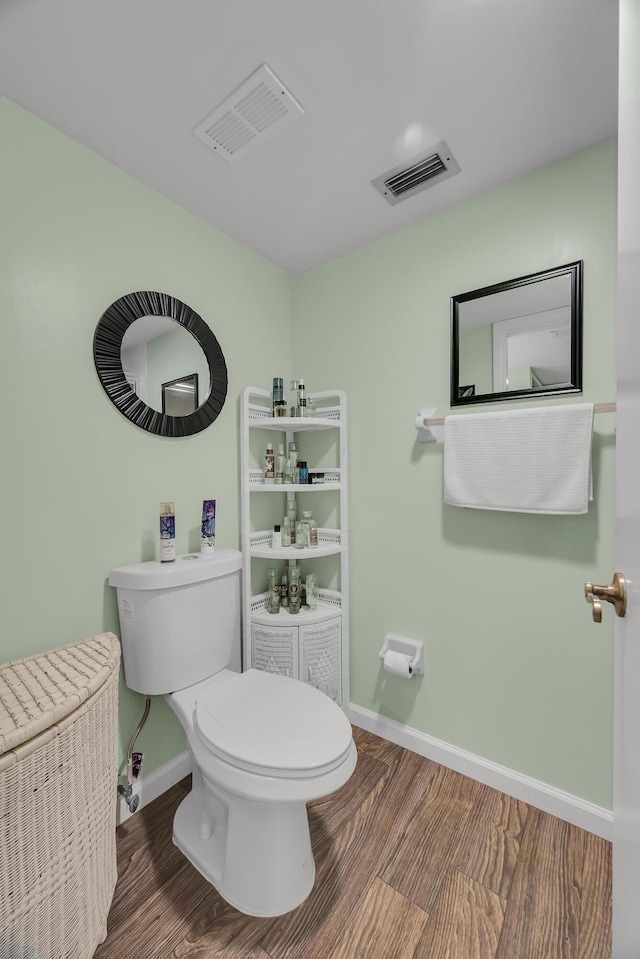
[288,566,301,614]
[267,569,281,614]
[306,510,318,548]
[284,456,294,485]
[286,499,297,543]
[287,442,298,481]
[295,519,308,549]
[280,569,289,608]
[306,573,318,610]
[272,524,282,549]
[297,383,307,417]
[200,499,216,553]
[298,461,309,484]
[307,395,316,417]
[159,502,176,562]
[272,377,283,416]
[290,380,300,417]
[282,516,291,548]
[275,444,285,484]
[264,443,275,484]
[301,510,314,547]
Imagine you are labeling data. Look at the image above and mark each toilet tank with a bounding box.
[108,548,242,695]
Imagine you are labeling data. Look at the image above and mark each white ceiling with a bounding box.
[0,0,618,275]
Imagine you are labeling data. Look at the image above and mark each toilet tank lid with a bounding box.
[108,548,242,590]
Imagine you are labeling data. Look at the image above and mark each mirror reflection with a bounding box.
[451,261,582,407]
[121,316,210,416]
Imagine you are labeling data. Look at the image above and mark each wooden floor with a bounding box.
[96,727,611,959]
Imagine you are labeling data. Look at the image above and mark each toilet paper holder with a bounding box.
[379,634,424,675]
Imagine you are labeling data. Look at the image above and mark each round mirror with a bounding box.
[94,291,227,436]
[121,316,211,415]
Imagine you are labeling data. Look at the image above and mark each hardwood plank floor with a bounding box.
[96,727,611,959]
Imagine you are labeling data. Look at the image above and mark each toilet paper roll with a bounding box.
[383,650,414,678]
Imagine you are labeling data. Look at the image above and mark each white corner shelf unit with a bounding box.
[240,386,349,708]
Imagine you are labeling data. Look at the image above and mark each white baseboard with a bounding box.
[349,704,612,841]
[117,750,193,825]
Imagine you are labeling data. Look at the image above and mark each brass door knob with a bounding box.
[585,572,627,623]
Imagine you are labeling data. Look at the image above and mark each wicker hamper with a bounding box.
[0,633,120,959]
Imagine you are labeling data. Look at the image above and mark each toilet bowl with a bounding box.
[167,668,357,916]
[109,547,357,917]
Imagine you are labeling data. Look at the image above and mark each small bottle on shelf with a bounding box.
[288,442,298,483]
[297,382,306,417]
[272,378,284,416]
[283,456,294,485]
[295,519,308,549]
[298,461,309,484]
[289,379,301,417]
[280,569,289,608]
[288,566,301,614]
[272,524,282,549]
[267,569,281,614]
[306,511,319,548]
[306,573,318,610]
[286,500,297,543]
[281,516,291,548]
[275,444,285,484]
[264,443,275,484]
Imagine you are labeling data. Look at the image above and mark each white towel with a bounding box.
[443,403,594,514]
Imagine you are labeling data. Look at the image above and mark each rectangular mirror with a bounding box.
[451,261,583,407]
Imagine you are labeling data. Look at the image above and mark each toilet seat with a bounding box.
[195,669,353,779]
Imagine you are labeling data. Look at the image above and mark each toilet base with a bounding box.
[173,784,316,917]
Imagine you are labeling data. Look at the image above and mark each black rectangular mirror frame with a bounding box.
[450,260,583,408]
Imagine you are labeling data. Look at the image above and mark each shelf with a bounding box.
[248,415,340,432]
[250,527,342,558]
[249,467,341,490]
[251,599,341,628]
[251,544,343,558]
[250,482,342,493]
[241,385,349,708]
[252,544,343,558]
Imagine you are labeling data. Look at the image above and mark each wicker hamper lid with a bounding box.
[0,632,120,756]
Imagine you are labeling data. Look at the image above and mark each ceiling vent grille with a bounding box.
[371,140,461,205]
[194,64,304,164]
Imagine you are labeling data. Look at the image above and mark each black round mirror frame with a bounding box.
[93,291,228,437]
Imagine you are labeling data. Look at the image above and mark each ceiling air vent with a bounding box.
[194,64,304,164]
[372,140,461,205]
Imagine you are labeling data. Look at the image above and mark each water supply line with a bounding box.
[117,695,152,814]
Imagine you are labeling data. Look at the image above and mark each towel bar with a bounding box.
[416,401,616,442]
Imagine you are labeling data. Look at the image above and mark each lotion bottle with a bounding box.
[200,499,216,554]
[275,444,285,484]
[159,502,176,563]
[264,443,275,484]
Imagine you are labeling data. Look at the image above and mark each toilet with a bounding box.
[108,548,357,917]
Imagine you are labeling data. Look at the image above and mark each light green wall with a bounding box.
[292,138,616,807]
[0,97,292,777]
[1,94,616,808]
